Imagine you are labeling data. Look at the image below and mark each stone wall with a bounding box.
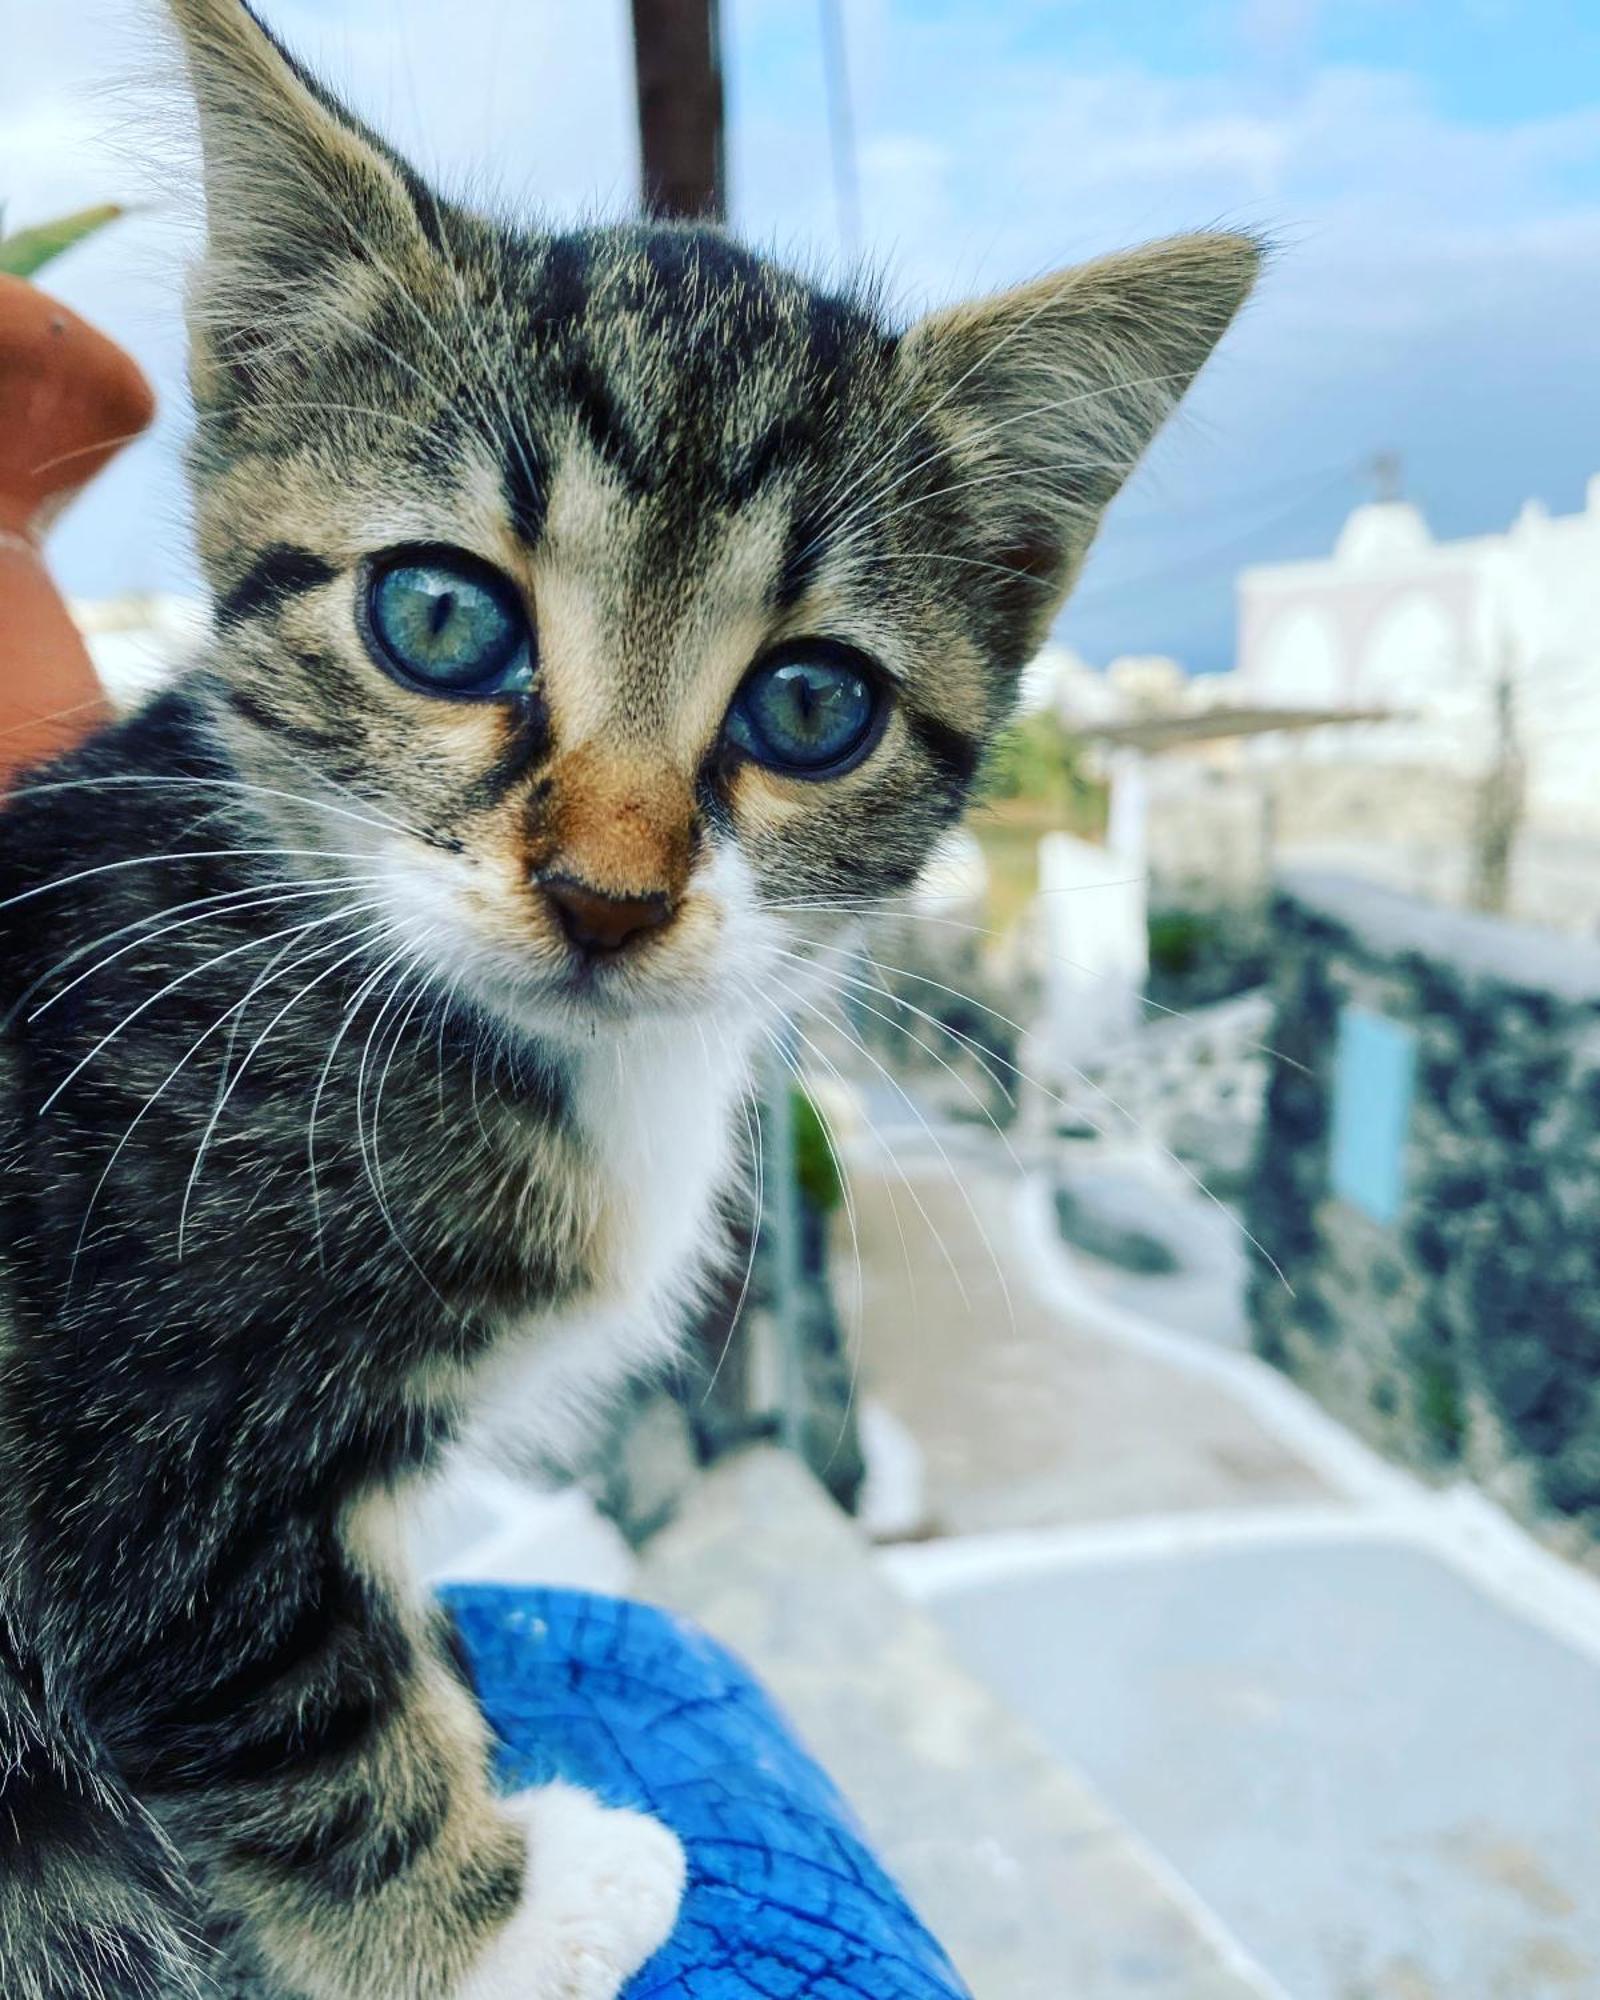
[1146,750,1600,942]
[1145,754,1482,914]
[1247,872,1600,1560]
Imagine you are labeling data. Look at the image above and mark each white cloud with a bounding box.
[4,0,637,600]
[728,19,1600,663]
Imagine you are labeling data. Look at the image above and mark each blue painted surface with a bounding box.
[1329,1006,1418,1226]
[442,1585,971,2000]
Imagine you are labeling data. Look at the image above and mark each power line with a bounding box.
[817,0,862,262]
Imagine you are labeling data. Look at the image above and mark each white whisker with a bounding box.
[306,937,417,1260]
[774,944,1026,1176]
[6,772,424,842]
[0,845,388,925]
[38,902,392,1119]
[25,876,386,1023]
[65,908,393,1287]
[176,912,398,1255]
[803,932,1293,1295]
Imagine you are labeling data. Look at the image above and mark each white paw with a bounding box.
[458,1785,686,2000]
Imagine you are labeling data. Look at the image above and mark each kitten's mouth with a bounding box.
[475,932,725,1037]
[550,949,651,1006]
[551,944,721,1020]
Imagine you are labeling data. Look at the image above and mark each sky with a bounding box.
[5,0,1599,673]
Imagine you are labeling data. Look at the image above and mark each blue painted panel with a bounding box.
[443,1585,971,1999]
[1329,1006,1418,1226]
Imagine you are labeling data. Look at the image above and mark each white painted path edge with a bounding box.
[880,1175,1600,1676]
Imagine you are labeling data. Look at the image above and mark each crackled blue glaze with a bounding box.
[441,1585,971,2000]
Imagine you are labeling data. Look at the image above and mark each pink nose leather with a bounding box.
[540,874,674,954]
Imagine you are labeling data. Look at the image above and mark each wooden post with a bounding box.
[629,0,725,222]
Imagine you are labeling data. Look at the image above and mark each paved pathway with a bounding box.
[836,1124,1330,1538]
[841,1120,1600,2000]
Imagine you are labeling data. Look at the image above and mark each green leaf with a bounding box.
[0,204,125,280]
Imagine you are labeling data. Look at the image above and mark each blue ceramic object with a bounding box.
[442,1585,972,1999]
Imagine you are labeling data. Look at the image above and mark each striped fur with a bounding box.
[0,1,1259,1993]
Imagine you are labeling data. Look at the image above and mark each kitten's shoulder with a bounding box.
[0,684,222,860]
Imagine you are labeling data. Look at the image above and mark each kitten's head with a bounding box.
[169,0,1258,1040]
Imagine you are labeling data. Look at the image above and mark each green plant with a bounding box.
[791,1086,844,1214]
[1413,1352,1466,1458]
[0,203,124,280]
[1146,904,1270,1006]
[1148,907,1216,979]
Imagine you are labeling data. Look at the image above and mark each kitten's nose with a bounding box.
[540,873,674,954]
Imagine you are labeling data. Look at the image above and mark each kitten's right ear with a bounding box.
[892,233,1262,664]
[165,0,445,398]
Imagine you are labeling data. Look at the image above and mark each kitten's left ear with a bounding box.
[165,0,447,399]
[894,232,1263,663]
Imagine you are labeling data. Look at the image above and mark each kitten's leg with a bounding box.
[0,1618,208,2000]
[130,1570,683,2000]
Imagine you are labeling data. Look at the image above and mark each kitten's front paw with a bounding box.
[459,1784,685,2000]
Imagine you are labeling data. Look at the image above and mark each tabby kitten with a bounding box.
[0,1,1258,1994]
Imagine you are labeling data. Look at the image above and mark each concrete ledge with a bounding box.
[637,1446,1275,2000]
[1278,867,1600,1001]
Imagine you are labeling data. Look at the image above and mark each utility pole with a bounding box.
[629,0,726,222]
[1469,633,1526,917]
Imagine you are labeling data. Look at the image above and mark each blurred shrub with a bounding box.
[1147,904,1270,1008]
[791,1086,843,1214]
[1149,907,1212,979]
[982,710,1103,821]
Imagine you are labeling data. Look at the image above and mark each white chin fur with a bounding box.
[455,1785,686,2000]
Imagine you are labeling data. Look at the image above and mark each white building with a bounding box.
[1235,477,1600,835]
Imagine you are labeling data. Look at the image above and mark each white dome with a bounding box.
[1333,501,1434,566]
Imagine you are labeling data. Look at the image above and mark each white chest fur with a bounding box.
[571,1016,752,1318]
[463,1012,757,1472]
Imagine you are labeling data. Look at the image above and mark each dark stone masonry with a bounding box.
[1247,872,1600,1562]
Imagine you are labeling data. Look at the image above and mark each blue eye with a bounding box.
[365,551,532,695]
[726,645,883,777]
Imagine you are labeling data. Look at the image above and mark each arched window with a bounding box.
[1257,603,1345,705]
[1360,593,1458,703]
